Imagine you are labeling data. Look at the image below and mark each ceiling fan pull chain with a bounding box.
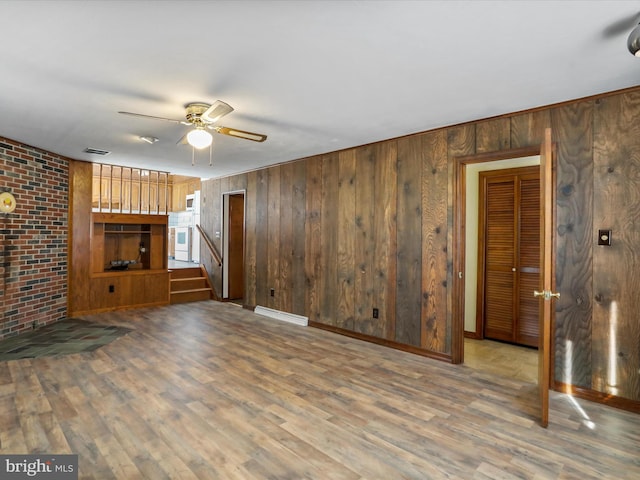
[192,146,195,166]
[209,143,213,167]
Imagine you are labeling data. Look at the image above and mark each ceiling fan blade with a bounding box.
[118,111,190,125]
[201,100,234,124]
[213,126,267,142]
[176,133,189,145]
[602,12,640,38]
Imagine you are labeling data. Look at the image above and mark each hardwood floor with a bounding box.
[463,338,538,384]
[1,301,639,479]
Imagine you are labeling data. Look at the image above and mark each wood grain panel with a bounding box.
[254,169,269,307]
[244,171,258,306]
[267,166,281,310]
[211,180,223,295]
[396,134,423,346]
[320,153,339,326]
[219,176,230,206]
[593,92,640,401]
[336,150,356,330]
[199,178,214,280]
[510,110,551,148]
[91,223,105,274]
[191,86,638,404]
[550,101,594,389]
[68,160,93,315]
[475,118,511,153]
[279,163,294,313]
[354,146,376,335]
[373,142,398,339]
[229,173,247,193]
[421,130,449,354]
[304,156,323,323]
[291,161,307,316]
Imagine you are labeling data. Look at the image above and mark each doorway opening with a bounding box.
[454,148,541,382]
[222,191,245,302]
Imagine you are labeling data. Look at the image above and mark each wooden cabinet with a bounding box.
[86,213,169,314]
[477,167,540,348]
[172,182,187,212]
[170,176,201,212]
[89,271,169,312]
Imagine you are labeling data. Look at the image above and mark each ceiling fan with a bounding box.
[118,101,267,148]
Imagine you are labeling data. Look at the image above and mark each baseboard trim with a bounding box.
[254,306,308,326]
[554,381,640,414]
[309,321,453,363]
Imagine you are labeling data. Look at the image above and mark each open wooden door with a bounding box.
[535,128,557,427]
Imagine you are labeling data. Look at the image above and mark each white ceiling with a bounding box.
[1,1,639,179]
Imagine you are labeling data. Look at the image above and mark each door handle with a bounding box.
[534,290,560,300]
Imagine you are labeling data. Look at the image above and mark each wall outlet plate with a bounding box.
[598,229,612,246]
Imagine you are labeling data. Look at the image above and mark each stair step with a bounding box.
[170,288,213,304]
[169,267,203,279]
[170,277,208,291]
[169,266,217,303]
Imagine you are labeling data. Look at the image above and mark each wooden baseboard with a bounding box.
[554,381,640,414]
[255,316,639,414]
[71,300,169,317]
[308,322,453,363]
[464,331,482,339]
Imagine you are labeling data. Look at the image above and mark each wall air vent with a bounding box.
[84,147,111,156]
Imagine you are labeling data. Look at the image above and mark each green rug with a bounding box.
[0,319,132,360]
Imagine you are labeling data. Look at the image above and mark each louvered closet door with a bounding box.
[480,166,540,347]
[517,174,540,347]
[483,178,516,342]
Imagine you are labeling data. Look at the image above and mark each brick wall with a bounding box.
[1,137,68,340]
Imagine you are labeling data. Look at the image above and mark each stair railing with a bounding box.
[195,224,222,267]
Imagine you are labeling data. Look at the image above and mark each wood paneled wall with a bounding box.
[201,87,640,404]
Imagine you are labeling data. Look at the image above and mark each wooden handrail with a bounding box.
[196,224,222,267]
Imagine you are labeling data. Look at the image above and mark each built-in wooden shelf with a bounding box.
[88,212,170,313]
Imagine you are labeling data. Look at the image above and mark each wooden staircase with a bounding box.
[169,266,216,304]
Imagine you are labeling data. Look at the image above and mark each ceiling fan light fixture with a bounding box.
[628,23,640,56]
[187,128,213,149]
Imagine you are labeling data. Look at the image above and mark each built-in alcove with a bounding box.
[86,212,170,313]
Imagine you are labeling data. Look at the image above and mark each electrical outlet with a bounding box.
[373,308,379,318]
[598,229,612,246]
[109,284,115,293]
[270,288,275,297]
